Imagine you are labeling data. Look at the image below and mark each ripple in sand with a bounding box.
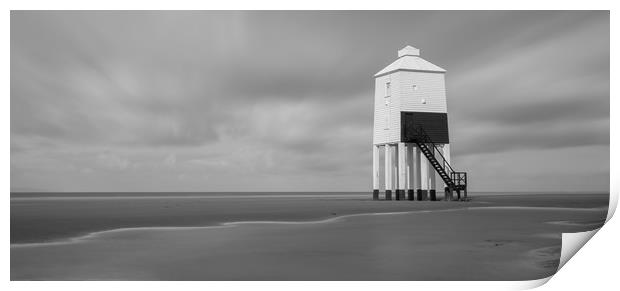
[526,246,561,270]
[546,220,605,227]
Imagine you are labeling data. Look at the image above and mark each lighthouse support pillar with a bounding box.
[397,142,406,200]
[384,144,393,200]
[428,148,437,201]
[393,143,399,201]
[406,143,415,200]
[442,144,453,201]
[415,146,424,200]
[420,153,429,201]
[372,145,380,200]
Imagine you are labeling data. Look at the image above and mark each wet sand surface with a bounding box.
[10,193,608,280]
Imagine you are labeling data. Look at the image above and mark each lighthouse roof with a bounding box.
[375,45,446,77]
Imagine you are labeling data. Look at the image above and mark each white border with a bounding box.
[3,1,617,290]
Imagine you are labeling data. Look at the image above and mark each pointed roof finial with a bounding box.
[398,45,420,58]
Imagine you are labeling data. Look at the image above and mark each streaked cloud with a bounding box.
[10,11,609,192]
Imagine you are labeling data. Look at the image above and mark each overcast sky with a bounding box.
[11,11,609,192]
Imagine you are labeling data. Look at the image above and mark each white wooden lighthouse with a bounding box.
[372,45,467,201]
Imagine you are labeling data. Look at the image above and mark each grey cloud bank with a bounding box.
[10,11,609,192]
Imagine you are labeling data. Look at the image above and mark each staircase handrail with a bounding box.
[414,126,456,177]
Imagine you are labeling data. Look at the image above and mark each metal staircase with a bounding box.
[413,127,468,200]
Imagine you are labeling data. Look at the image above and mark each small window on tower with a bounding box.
[412,84,418,91]
[385,82,391,97]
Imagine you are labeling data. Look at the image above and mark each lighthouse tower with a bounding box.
[372,45,467,201]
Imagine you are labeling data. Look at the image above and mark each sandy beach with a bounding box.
[10,192,608,280]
